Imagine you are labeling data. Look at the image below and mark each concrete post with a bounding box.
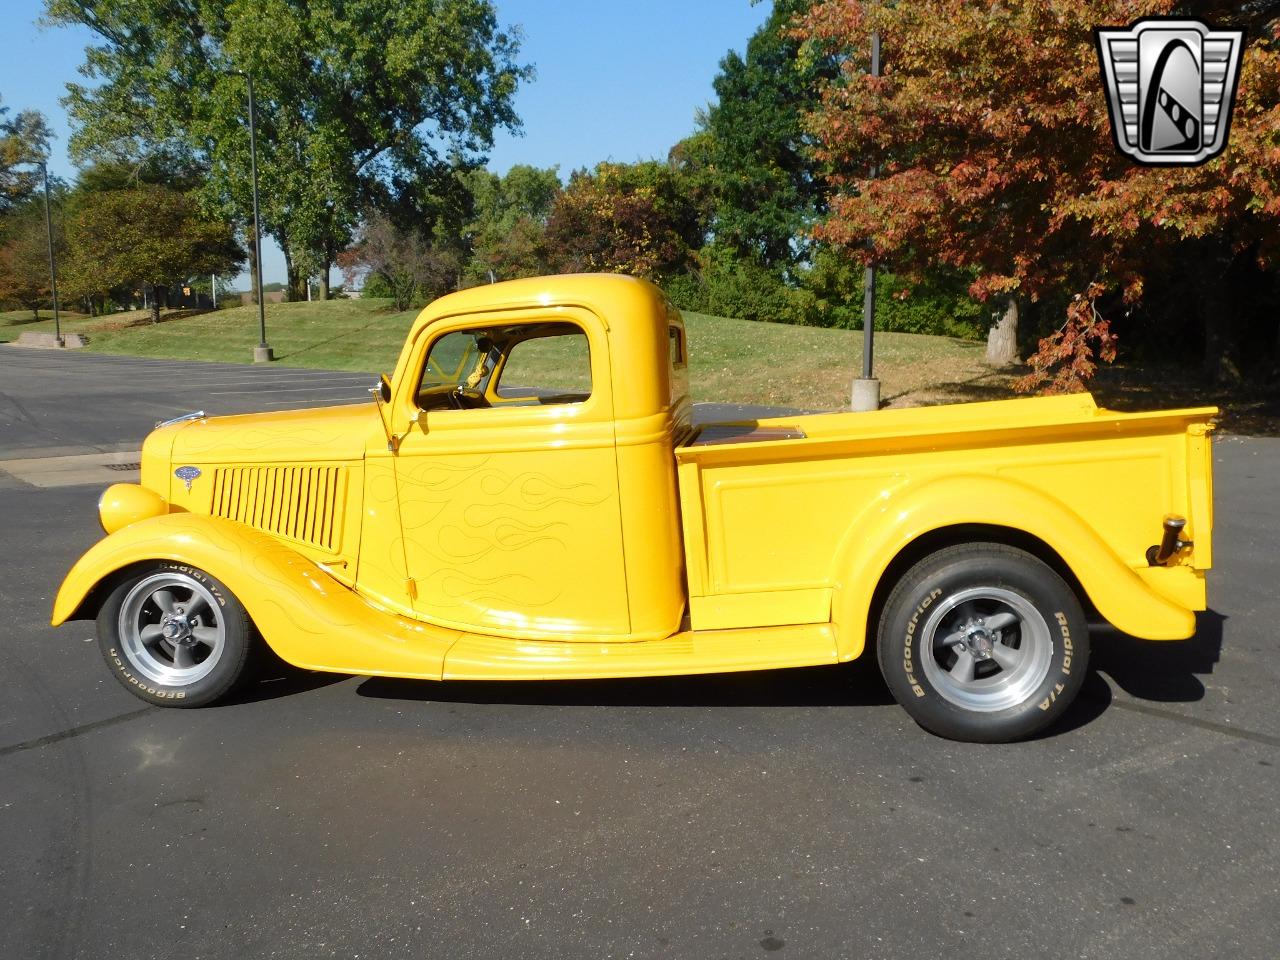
[851,377,881,412]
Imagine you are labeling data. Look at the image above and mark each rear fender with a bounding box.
[52,514,458,679]
[830,475,1197,660]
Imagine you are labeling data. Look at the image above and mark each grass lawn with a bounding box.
[682,310,1007,410]
[1,308,91,328]
[0,297,1013,411]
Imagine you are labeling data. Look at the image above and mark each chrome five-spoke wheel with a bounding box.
[118,572,225,685]
[98,564,252,707]
[918,587,1053,713]
[877,543,1090,742]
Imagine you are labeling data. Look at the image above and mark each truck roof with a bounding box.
[410,273,671,342]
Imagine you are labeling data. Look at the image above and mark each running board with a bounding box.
[442,622,839,681]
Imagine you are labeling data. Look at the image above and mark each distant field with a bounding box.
[0,298,1014,411]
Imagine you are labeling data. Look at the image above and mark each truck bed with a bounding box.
[674,393,1215,643]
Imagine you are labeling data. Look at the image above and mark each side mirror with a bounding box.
[369,375,424,453]
[371,374,397,451]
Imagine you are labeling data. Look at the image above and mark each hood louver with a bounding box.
[211,465,346,553]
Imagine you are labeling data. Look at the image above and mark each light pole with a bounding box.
[37,160,63,348]
[236,70,273,362]
[851,30,882,412]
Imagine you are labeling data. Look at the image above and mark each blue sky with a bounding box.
[0,0,771,286]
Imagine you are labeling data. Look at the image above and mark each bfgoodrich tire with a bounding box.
[877,544,1089,743]
[96,562,253,707]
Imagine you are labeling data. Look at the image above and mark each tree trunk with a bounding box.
[321,242,332,300]
[1202,288,1224,383]
[1196,244,1238,384]
[246,232,260,306]
[285,263,303,302]
[150,286,162,325]
[1275,304,1280,365]
[985,296,1019,366]
[1198,273,1240,384]
[281,237,303,302]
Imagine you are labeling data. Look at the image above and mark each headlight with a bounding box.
[98,483,167,534]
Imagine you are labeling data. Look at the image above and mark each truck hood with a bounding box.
[144,403,374,571]
[168,403,376,465]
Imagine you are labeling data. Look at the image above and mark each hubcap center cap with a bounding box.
[964,626,994,659]
[160,617,191,642]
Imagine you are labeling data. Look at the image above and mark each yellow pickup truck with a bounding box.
[53,274,1215,741]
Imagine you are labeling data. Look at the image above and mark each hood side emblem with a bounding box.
[175,465,202,491]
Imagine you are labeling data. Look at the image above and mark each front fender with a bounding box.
[829,475,1197,660]
[53,514,459,679]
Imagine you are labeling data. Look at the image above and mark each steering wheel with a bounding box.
[447,386,489,410]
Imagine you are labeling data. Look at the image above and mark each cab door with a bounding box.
[392,308,632,640]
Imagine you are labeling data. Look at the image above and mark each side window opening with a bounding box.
[417,322,592,412]
[495,327,591,404]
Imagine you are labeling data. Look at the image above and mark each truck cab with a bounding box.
[370,274,691,641]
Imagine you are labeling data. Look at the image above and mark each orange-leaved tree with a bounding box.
[796,1,1280,391]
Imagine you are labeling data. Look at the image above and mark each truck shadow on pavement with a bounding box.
[356,657,897,709]
[228,610,1223,738]
[355,664,1112,740]
[1088,609,1225,703]
[221,658,351,706]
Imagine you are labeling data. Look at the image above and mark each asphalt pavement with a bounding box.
[1,348,1278,960]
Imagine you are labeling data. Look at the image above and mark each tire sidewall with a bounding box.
[97,562,251,708]
[878,548,1089,742]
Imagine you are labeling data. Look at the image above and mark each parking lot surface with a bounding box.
[1,349,1277,959]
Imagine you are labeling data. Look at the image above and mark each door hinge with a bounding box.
[405,578,418,600]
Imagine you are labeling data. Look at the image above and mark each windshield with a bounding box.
[421,331,489,389]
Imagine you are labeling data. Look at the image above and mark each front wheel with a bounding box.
[97,563,253,707]
[877,544,1089,742]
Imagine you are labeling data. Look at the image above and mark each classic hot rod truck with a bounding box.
[53,274,1215,741]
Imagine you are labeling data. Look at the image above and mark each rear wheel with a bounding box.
[876,544,1089,742]
[97,563,253,707]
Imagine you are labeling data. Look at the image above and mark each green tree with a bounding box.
[57,160,201,313]
[691,0,837,273]
[46,0,530,300]
[63,183,243,323]
[0,100,52,213]
[0,199,59,316]
[462,164,561,284]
